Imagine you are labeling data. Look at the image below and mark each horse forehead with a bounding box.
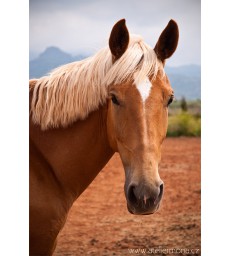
[134,76,153,102]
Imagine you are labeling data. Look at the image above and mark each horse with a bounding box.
[29,19,179,255]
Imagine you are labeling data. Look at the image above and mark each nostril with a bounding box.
[128,185,138,205]
[159,183,164,195]
[157,183,164,202]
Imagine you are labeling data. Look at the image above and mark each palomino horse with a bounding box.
[29,19,179,255]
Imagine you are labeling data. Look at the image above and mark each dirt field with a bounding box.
[54,137,201,256]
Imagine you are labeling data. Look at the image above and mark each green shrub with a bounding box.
[167,112,201,137]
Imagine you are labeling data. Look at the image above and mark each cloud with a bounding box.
[29,0,201,66]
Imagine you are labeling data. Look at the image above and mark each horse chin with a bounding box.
[127,203,160,215]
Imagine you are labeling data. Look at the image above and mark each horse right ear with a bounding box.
[109,19,129,60]
[154,19,179,62]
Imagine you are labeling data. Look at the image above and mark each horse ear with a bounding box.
[154,19,179,62]
[109,19,129,60]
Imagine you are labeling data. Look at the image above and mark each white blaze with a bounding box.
[135,77,152,102]
[135,76,153,145]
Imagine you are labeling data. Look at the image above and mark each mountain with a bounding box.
[29,47,84,79]
[29,50,39,61]
[165,65,201,77]
[29,47,201,100]
[165,65,201,100]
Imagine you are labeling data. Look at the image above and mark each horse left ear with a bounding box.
[109,19,129,60]
[154,19,179,62]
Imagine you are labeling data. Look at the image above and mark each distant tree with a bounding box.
[180,96,188,112]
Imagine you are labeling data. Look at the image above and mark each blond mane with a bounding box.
[30,35,164,130]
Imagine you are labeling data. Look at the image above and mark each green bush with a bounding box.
[167,112,201,137]
[168,99,201,117]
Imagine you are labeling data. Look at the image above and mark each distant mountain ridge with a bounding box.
[165,65,201,100]
[29,47,201,100]
[29,46,85,79]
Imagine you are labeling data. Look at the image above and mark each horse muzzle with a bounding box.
[125,181,164,215]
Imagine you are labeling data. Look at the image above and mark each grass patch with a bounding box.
[167,111,201,137]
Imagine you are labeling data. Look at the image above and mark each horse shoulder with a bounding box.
[29,139,70,255]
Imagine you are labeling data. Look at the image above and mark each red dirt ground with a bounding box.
[54,137,201,256]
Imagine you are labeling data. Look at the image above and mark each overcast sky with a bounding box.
[29,0,201,66]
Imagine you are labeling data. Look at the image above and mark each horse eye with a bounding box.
[167,95,174,106]
[111,94,120,105]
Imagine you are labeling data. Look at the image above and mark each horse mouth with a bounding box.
[127,201,160,215]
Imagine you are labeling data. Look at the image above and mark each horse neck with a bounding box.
[30,103,114,204]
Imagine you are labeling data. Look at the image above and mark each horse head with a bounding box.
[106,19,179,215]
